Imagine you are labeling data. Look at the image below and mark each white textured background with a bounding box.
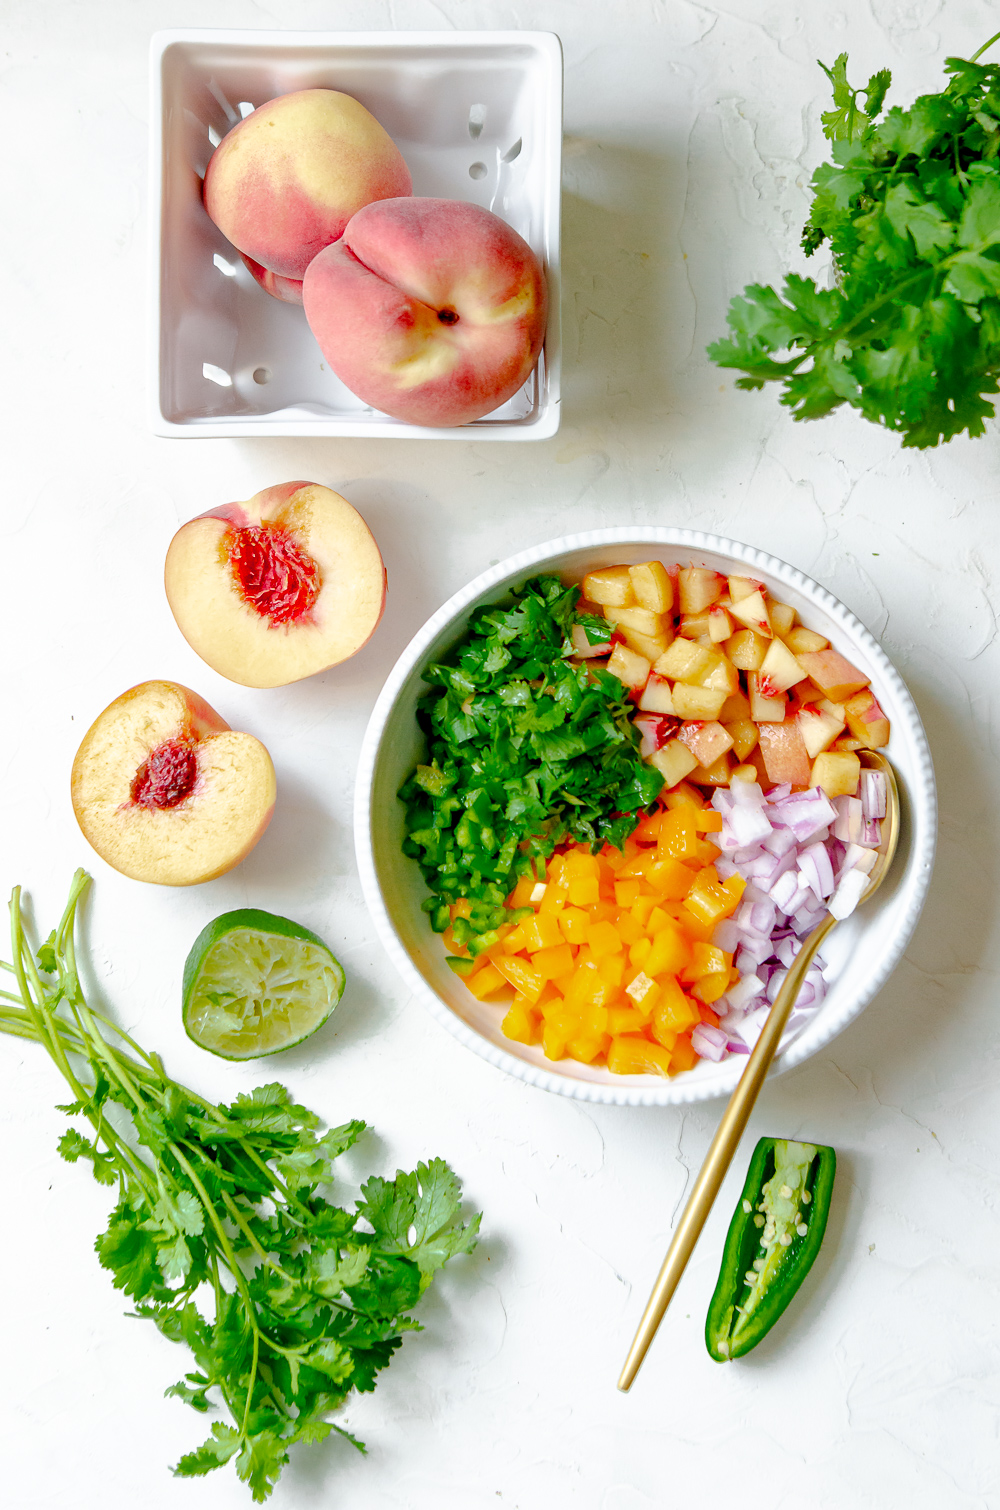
[2,3,999,1508]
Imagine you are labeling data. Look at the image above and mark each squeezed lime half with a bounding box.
[182,908,345,1059]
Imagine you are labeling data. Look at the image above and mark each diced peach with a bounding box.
[731,763,758,783]
[724,717,759,761]
[797,702,845,758]
[638,673,677,716]
[679,720,734,767]
[833,735,864,752]
[728,589,772,638]
[758,638,807,696]
[583,566,635,607]
[709,604,734,643]
[653,640,715,685]
[688,752,734,787]
[702,655,741,696]
[795,649,870,703]
[748,672,787,723]
[604,605,668,638]
[768,602,796,637]
[727,575,765,603]
[678,568,726,614]
[648,738,698,789]
[620,626,672,662]
[678,611,713,641]
[607,643,651,689]
[757,721,812,786]
[811,749,861,798]
[672,683,728,721]
[726,629,769,671]
[844,688,890,749]
[784,626,829,655]
[719,689,752,722]
[629,560,673,613]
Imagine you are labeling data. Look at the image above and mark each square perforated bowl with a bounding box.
[354,529,937,1106]
[149,29,562,439]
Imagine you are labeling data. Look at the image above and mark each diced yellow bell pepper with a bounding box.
[493,954,546,1003]
[557,907,590,945]
[671,1034,698,1073]
[657,808,699,862]
[568,875,600,907]
[607,1006,648,1034]
[587,919,623,958]
[465,963,508,1001]
[644,924,693,980]
[531,942,576,981]
[653,977,702,1035]
[520,912,564,953]
[501,999,538,1044]
[614,879,642,907]
[508,876,537,909]
[682,941,728,983]
[608,1036,674,1077]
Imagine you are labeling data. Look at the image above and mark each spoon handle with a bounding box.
[616,910,837,1392]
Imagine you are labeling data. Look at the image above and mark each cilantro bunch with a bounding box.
[708,34,1000,447]
[400,574,662,951]
[1,873,479,1502]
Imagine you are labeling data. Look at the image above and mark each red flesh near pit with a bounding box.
[228,524,321,627]
[131,739,198,810]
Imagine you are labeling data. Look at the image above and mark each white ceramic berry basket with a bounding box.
[148,29,562,439]
[355,528,937,1107]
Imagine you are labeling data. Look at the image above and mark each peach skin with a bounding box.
[203,88,412,282]
[301,197,548,427]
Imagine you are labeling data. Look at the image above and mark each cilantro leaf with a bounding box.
[710,42,1000,446]
[1,872,483,1505]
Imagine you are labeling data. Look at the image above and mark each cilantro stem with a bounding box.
[970,31,1000,64]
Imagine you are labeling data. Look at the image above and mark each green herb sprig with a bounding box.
[708,34,1000,447]
[400,574,663,952]
[0,873,480,1501]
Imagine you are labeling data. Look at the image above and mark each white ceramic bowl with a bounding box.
[355,529,937,1106]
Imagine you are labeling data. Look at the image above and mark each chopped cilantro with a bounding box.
[399,574,663,948]
[708,35,1000,447]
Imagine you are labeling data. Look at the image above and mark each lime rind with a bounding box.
[183,911,345,1060]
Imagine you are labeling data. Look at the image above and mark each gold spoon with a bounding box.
[617,750,900,1391]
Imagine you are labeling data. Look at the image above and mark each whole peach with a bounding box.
[302,197,548,427]
[203,88,412,281]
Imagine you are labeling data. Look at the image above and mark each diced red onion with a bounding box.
[860,769,887,822]
[692,1023,730,1062]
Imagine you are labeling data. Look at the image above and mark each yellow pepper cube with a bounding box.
[657,808,699,862]
[558,907,590,945]
[493,955,546,1004]
[501,999,539,1044]
[532,942,576,981]
[645,924,693,980]
[465,963,508,1001]
[508,876,537,909]
[671,1034,698,1073]
[566,1032,611,1064]
[542,1021,571,1060]
[629,937,653,970]
[614,879,642,908]
[568,875,601,907]
[694,810,724,833]
[502,925,528,954]
[691,972,730,1005]
[633,810,664,842]
[654,976,702,1034]
[587,920,623,958]
[630,893,658,927]
[608,1006,648,1034]
[598,954,625,988]
[625,970,660,1013]
[646,855,698,900]
[608,1036,674,1077]
[520,912,564,952]
[694,838,721,865]
[451,898,473,921]
[563,849,600,880]
[614,911,645,946]
[676,906,716,943]
[682,941,727,983]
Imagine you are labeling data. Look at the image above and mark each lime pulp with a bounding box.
[182,908,345,1060]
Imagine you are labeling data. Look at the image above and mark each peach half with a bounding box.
[302,197,548,427]
[203,88,412,283]
[71,681,276,887]
[164,482,386,689]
